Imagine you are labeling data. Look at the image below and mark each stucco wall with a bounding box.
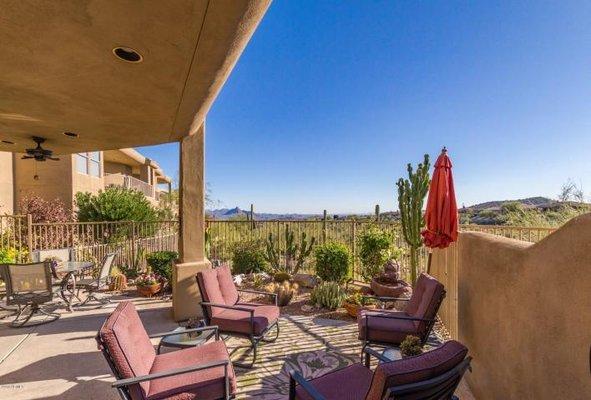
[71,156,104,202]
[14,154,74,210]
[0,152,14,214]
[104,161,132,175]
[431,214,591,399]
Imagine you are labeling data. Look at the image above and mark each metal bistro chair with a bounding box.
[76,253,117,307]
[3,262,60,327]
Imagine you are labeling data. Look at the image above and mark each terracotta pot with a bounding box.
[137,283,161,297]
[343,302,377,318]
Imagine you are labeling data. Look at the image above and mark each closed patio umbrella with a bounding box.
[422,147,458,271]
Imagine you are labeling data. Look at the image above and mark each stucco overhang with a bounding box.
[0,0,271,155]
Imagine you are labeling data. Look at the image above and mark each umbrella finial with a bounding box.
[441,146,447,154]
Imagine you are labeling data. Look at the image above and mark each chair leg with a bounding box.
[11,304,59,328]
[233,337,258,369]
[261,321,280,343]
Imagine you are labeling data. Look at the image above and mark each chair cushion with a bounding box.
[295,363,373,400]
[211,303,279,336]
[197,266,240,319]
[216,266,239,307]
[147,340,236,400]
[357,310,418,344]
[365,340,468,400]
[98,301,156,400]
[405,273,445,331]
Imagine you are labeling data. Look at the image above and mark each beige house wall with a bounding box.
[430,215,591,400]
[104,161,132,175]
[0,152,14,214]
[14,153,74,211]
[71,153,104,204]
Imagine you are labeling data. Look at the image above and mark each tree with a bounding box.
[19,196,72,223]
[75,186,158,222]
[558,179,584,203]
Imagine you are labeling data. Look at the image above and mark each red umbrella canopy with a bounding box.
[421,148,458,249]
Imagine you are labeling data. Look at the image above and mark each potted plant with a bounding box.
[343,292,377,318]
[400,335,423,358]
[135,273,163,297]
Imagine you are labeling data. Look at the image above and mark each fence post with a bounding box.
[322,210,327,244]
[250,204,255,230]
[129,221,136,269]
[352,219,357,281]
[26,214,33,262]
[375,204,380,222]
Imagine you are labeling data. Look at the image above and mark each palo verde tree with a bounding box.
[396,154,430,284]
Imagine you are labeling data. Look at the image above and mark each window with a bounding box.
[75,152,101,177]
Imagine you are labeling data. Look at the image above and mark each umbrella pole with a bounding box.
[426,251,433,275]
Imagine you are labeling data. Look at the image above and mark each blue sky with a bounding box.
[139,1,591,214]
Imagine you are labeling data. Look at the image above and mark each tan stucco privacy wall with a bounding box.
[0,152,14,214]
[430,214,591,399]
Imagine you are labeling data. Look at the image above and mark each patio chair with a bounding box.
[290,340,471,400]
[359,273,446,357]
[3,262,60,327]
[97,301,236,400]
[76,252,116,307]
[196,265,280,368]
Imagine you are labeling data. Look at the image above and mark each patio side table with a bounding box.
[157,326,216,354]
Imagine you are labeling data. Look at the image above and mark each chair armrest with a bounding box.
[364,312,434,323]
[363,346,390,366]
[149,325,219,340]
[237,289,278,306]
[201,302,255,315]
[363,295,410,302]
[288,370,327,400]
[112,360,229,388]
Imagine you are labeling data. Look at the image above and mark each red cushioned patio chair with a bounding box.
[196,265,280,368]
[359,273,446,358]
[96,301,236,400]
[290,340,471,400]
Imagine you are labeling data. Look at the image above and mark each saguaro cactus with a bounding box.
[396,154,430,284]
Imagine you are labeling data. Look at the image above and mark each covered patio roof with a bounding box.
[0,0,271,155]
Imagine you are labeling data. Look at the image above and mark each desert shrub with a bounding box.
[357,227,403,282]
[314,242,351,283]
[19,196,71,223]
[146,251,178,282]
[310,282,347,310]
[75,186,158,222]
[231,240,268,274]
[400,335,423,357]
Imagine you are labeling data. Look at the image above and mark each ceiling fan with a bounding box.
[21,136,60,161]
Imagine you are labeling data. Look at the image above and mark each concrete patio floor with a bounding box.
[0,295,474,399]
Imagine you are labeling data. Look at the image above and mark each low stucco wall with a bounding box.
[432,214,591,399]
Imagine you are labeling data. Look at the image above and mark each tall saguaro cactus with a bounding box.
[265,226,315,275]
[396,154,430,284]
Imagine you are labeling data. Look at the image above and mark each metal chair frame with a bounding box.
[76,253,116,307]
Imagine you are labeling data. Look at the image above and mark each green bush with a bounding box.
[146,251,178,282]
[231,240,268,274]
[0,247,26,264]
[357,227,402,282]
[314,242,351,283]
[310,282,347,310]
[75,186,158,222]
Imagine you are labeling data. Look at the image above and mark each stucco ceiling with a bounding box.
[0,0,270,155]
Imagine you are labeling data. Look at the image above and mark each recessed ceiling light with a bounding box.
[112,46,143,63]
[2,140,14,144]
[63,131,79,138]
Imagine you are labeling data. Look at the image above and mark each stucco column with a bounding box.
[172,122,210,321]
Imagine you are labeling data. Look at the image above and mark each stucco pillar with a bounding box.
[172,122,210,321]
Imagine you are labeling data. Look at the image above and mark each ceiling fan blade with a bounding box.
[21,155,34,159]
[47,156,60,161]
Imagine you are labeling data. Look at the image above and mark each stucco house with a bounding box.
[0,148,172,214]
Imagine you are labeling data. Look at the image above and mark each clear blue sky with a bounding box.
[139,1,591,214]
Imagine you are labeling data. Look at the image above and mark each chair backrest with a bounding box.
[31,248,71,263]
[96,301,156,400]
[196,265,239,320]
[405,273,445,333]
[365,340,469,400]
[4,262,53,305]
[97,253,117,286]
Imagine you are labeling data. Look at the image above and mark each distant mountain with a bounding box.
[207,207,320,221]
[462,197,555,212]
